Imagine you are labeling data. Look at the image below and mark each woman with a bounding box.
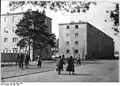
[66,56,75,75]
[56,56,65,74]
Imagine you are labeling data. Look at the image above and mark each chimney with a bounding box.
[71,21,75,23]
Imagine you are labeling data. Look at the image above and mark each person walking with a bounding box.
[16,54,20,66]
[25,54,30,68]
[37,56,42,68]
[56,56,65,75]
[20,53,24,69]
[77,54,81,65]
[66,56,75,75]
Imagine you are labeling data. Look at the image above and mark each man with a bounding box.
[37,56,42,68]
[20,53,24,69]
[16,54,20,66]
[77,54,81,65]
[25,54,30,68]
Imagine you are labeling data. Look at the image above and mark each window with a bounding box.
[66,26,69,29]
[66,41,69,45]
[4,27,8,33]
[75,33,79,37]
[74,50,78,54]
[13,48,18,53]
[12,27,16,32]
[3,50,5,53]
[5,48,8,53]
[4,17,6,22]
[66,50,70,54]
[13,37,18,42]
[75,41,79,45]
[66,33,69,37]
[13,16,18,21]
[4,38,8,42]
[75,25,78,29]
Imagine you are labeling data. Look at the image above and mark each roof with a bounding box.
[1,12,24,16]
[1,12,52,20]
[59,22,88,25]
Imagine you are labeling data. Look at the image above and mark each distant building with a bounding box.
[59,21,114,59]
[1,12,52,61]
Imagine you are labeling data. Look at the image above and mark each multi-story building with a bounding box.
[59,21,114,59]
[1,12,52,61]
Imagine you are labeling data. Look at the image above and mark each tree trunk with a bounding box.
[33,39,34,61]
[29,38,30,59]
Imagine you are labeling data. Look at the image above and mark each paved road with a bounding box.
[1,61,56,79]
[2,60,119,82]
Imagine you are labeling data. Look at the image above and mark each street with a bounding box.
[2,60,119,82]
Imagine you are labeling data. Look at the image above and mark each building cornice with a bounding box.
[1,12,52,20]
[59,22,88,25]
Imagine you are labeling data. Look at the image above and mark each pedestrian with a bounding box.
[56,56,65,75]
[37,56,42,68]
[77,54,81,65]
[66,56,75,75]
[25,54,30,68]
[16,54,20,66]
[62,54,65,60]
[19,53,24,69]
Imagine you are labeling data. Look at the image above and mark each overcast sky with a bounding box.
[1,0,120,52]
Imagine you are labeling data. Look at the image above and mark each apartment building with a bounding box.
[1,12,52,61]
[59,21,114,59]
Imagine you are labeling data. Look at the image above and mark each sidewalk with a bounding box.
[1,60,102,80]
[1,60,88,80]
[1,62,56,79]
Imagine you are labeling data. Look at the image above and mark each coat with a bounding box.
[66,58,75,72]
[56,59,65,71]
[37,58,42,66]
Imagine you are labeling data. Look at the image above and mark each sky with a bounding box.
[1,0,120,52]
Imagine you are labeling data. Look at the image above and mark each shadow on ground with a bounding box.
[60,73,92,76]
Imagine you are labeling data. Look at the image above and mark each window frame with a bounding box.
[75,25,78,29]
[75,33,79,37]
[66,25,70,29]
[4,38,8,42]
[74,50,78,54]
[75,41,79,45]
[4,27,8,33]
[66,49,70,54]
[66,41,69,45]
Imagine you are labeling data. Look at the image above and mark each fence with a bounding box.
[1,53,19,62]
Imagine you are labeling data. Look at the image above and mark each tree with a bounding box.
[105,3,119,35]
[15,9,56,57]
[9,1,119,35]
[8,1,97,13]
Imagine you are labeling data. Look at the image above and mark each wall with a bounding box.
[59,23,87,59]
[97,28,114,59]
[1,53,18,62]
[87,23,114,59]
[87,23,98,59]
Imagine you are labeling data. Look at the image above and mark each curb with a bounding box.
[2,68,55,80]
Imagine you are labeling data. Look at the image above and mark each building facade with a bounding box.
[1,12,52,61]
[59,21,114,60]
